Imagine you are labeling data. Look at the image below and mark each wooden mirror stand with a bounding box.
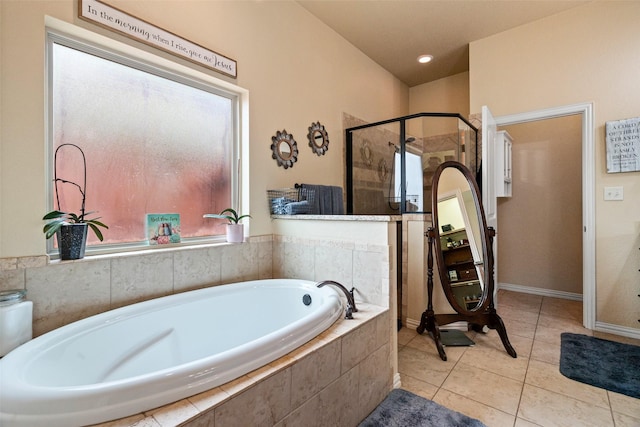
[416,161,517,361]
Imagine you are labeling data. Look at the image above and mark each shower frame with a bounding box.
[345,112,478,215]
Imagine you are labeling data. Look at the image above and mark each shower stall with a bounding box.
[346,113,479,330]
[345,113,478,215]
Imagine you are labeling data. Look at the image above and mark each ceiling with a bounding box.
[297,0,588,87]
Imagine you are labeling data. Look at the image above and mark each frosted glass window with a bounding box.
[50,41,236,248]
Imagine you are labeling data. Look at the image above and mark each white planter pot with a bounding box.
[226,224,244,243]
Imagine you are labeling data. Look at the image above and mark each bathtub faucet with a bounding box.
[316,280,357,319]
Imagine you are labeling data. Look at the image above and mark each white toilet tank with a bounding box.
[0,290,32,357]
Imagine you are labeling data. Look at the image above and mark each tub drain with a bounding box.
[302,294,312,306]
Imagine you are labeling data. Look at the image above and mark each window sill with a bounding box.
[46,236,233,264]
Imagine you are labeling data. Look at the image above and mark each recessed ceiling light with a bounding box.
[417,55,433,64]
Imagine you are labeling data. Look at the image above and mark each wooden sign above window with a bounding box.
[79,0,237,79]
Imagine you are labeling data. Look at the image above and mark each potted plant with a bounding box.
[203,208,251,243]
[42,144,108,260]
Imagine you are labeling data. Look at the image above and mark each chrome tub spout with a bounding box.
[316,280,357,319]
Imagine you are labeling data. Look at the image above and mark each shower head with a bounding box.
[389,137,416,152]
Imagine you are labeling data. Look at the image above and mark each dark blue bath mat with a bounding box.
[358,388,487,427]
[560,332,640,399]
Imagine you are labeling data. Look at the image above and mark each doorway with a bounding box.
[498,115,583,297]
[494,103,595,329]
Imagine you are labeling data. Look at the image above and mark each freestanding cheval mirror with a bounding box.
[417,161,517,361]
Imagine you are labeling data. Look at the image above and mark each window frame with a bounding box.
[45,22,249,257]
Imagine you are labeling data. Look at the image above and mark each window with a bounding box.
[47,29,243,253]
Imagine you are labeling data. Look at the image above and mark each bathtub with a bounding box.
[0,279,344,427]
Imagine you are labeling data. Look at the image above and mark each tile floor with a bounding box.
[397,290,640,427]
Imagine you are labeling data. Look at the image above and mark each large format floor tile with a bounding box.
[397,290,640,427]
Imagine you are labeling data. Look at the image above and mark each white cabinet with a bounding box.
[495,130,513,197]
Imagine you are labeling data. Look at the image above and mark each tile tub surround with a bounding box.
[90,304,391,427]
[0,237,273,337]
[0,229,392,337]
[0,222,396,425]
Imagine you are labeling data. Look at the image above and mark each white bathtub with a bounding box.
[0,279,344,427]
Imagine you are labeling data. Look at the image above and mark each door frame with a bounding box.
[494,102,595,330]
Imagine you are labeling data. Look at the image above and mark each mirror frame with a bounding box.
[270,129,299,169]
[431,161,492,315]
[307,122,329,156]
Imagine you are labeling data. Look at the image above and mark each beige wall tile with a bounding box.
[341,319,377,373]
[375,310,390,348]
[111,253,174,309]
[215,368,292,427]
[16,256,47,269]
[353,250,383,305]
[0,257,18,270]
[181,410,215,427]
[282,366,360,427]
[0,269,25,291]
[173,247,221,292]
[290,338,342,408]
[220,243,260,283]
[26,259,111,336]
[357,343,392,419]
[281,242,315,280]
[313,245,353,285]
[258,240,273,279]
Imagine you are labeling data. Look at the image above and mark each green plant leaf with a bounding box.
[204,209,250,224]
[42,210,67,220]
[88,222,104,241]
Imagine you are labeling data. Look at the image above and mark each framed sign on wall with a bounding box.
[605,117,640,173]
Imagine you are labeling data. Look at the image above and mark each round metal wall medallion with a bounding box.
[271,129,299,169]
[307,122,329,156]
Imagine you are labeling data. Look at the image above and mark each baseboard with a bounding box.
[393,373,402,389]
[595,321,640,340]
[500,283,639,340]
[405,317,467,331]
[405,317,420,330]
[498,282,583,301]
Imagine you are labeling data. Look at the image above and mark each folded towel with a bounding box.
[284,200,310,215]
[271,197,296,214]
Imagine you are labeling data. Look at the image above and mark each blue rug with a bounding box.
[560,333,640,399]
[359,388,487,427]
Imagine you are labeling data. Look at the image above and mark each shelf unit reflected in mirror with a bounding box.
[440,227,482,310]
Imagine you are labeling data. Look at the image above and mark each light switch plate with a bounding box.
[604,186,624,201]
